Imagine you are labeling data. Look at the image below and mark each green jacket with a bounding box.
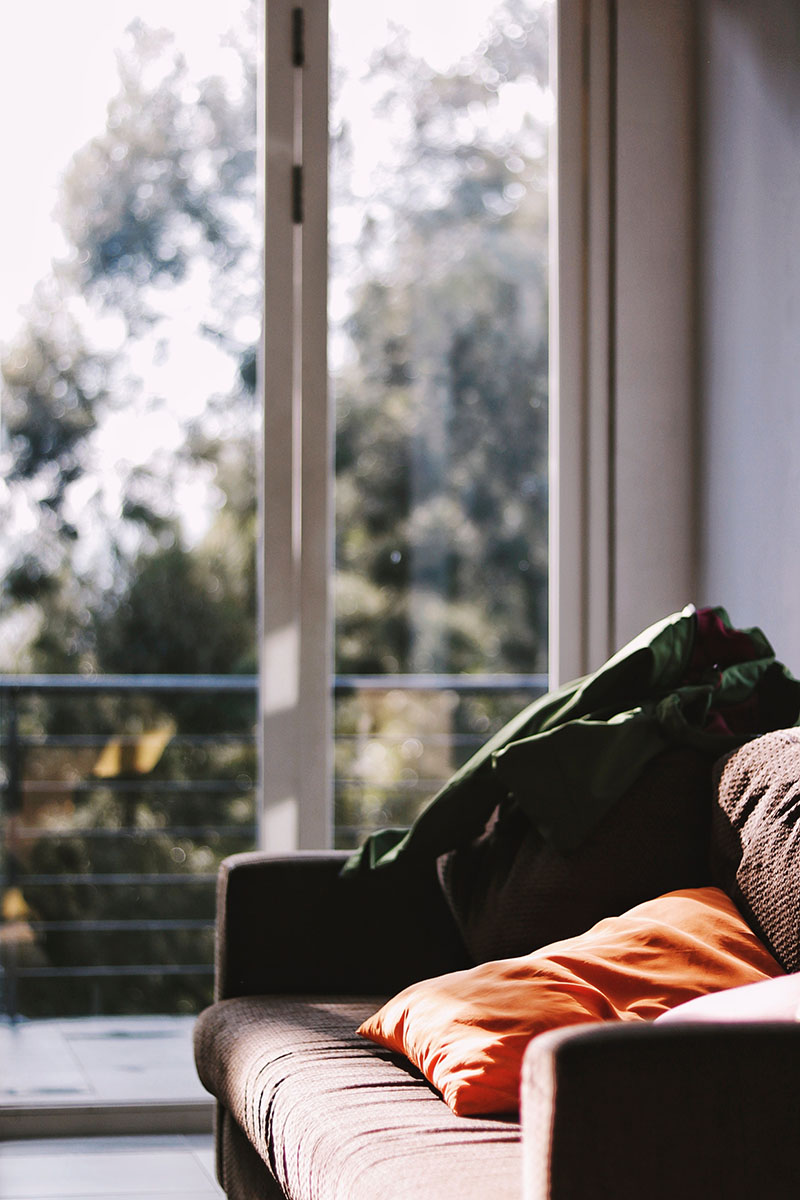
[345,605,800,873]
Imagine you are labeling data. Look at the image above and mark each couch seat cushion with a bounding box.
[194,995,522,1200]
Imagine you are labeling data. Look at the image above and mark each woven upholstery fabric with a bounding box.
[712,728,800,972]
[219,1109,285,1200]
[438,746,713,962]
[194,995,522,1200]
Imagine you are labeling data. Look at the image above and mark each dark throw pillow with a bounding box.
[437,745,714,963]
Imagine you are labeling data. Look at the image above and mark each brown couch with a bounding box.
[194,729,800,1199]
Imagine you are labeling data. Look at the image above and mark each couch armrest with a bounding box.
[216,850,470,1000]
[521,1020,800,1200]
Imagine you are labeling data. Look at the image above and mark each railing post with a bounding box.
[1,687,21,1021]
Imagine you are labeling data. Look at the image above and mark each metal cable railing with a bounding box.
[0,671,546,1019]
[0,675,257,1020]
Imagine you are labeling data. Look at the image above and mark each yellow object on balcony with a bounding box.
[92,721,177,778]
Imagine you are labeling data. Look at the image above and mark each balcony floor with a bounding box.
[0,1017,223,1196]
[0,1134,224,1199]
[0,1016,213,1140]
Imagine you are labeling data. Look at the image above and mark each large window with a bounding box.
[1,0,552,1026]
[261,0,553,850]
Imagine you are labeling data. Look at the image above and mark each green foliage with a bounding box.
[0,8,259,674]
[333,0,549,675]
[8,701,256,1016]
[95,542,252,676]
[59,17,258,324]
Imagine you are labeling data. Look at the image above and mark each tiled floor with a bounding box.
[0,1135,224,1199]
[0,1017,212,1139]
[0,1018,223,1195]
[1,1016,209,1106]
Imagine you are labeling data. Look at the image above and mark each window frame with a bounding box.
[551,0,699,686]
[260,0,331,851]
[258,0,700,849]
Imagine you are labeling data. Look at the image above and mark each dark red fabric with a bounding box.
[690,607,762,674]
[688,608,775,737]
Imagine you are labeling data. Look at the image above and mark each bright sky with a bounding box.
[0,0,247,338]
[0,0,545,339]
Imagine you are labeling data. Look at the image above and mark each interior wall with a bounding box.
[553,0,702,683]
[698,0,800,669]
[612,0,698,652]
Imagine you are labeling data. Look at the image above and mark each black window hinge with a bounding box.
[292,8,304,67]
[292,164,304,224]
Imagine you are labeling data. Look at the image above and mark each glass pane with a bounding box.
[0,0,259,1044]
[330,0,553,848]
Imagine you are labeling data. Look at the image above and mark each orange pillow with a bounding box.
[357,887,783,1116]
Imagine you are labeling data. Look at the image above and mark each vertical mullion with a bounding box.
[554,0,698,677]
[613,0,697,644]
[586,0,615,669]
[298,0,331,848]
[260,0,330,850]
[550,0,590,687]
[551,0,615,686]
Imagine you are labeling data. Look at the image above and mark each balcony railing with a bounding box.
[0,671,546,1021]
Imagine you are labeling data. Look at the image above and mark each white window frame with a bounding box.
[260,0,331,851]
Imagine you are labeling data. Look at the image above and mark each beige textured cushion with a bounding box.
[712,728,800,972]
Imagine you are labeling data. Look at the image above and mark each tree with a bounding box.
[333,0,549,676]
[1,4,261,1017]
[1,9,259,673]
[2,0,550,680]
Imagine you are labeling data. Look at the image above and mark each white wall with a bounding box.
[553,0,700,683]
[613,0,698,651]
[698,0,800,670]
